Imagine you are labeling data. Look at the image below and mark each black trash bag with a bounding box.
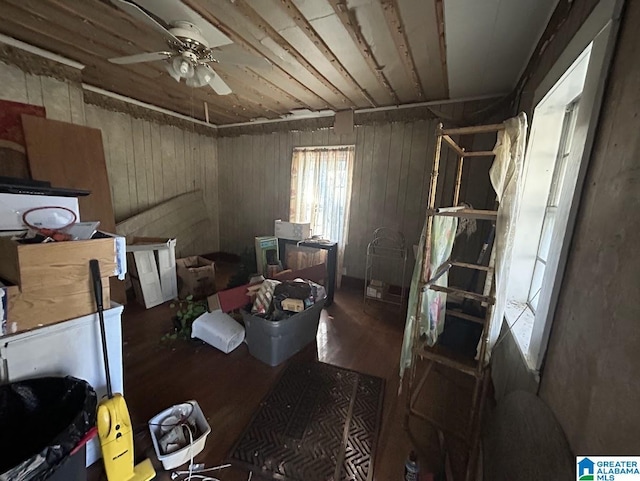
[0,376,97,481]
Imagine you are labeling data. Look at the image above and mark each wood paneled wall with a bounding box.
[84,105,218,227]
[218,104,497,280]
[0,60,85,124]
[0,60,220,253]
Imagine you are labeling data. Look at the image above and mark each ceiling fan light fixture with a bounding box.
[165,62,180,82]
[174,56,194,78]
[166,56,196,83]
[186,65,213,88]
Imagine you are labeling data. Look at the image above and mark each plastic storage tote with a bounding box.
[242,298,325,366]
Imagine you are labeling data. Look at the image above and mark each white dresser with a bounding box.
[0,303,124,466]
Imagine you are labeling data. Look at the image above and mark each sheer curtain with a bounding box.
[290,146,355,287]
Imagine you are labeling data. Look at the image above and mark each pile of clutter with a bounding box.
[190,275,327,364]
[249,278,326,321]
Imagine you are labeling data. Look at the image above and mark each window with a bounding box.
[504,47,591,368]
[527,99,579,313]
[289,145,355,285]
[503,0,621,371]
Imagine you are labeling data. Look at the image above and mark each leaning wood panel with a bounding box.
[22,115,116,232]
[21,115,127,303]
[116,190,215,257]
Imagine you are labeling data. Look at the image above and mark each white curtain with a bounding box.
[290,146,355,287]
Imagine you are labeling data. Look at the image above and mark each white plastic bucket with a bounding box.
[148,400,211,470]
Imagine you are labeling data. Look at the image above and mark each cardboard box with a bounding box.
[274,220,311,241]
[366,280,387,299]
[127,237,177,309]
[176,256,215,300]
[255,236,279,275]
[282,298,305,313]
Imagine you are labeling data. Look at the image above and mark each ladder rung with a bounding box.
[417,346,480,377]
[428,285,495,304]
[450,261,493,272]
[462,150,495,157]
[447,308,486,325]
[441,134,465,156]
[441,123,505,135]
[430,208,497,220]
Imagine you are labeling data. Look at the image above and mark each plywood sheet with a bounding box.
[21,114,125,303]
[22,115,115,230]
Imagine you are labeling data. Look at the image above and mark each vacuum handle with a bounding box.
[90,259,103,310]
[90,259,112,399]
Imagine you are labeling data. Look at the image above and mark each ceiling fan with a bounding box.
[108,0,271,95]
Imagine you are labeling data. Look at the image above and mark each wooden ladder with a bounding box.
[405,122,505,481]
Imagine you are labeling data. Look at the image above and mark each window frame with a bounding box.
[527,99,580,314]
[506,0,624,372]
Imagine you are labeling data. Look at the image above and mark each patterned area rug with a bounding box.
[229,362,385,481]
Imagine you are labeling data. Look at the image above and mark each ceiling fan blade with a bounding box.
[210,47,272,70]
[109,51,174,65]
[201,65,232,95]
[111,0,184,47]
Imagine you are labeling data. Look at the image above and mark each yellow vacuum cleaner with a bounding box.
[91,259,156,481]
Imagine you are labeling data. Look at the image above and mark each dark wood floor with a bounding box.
[88,285,478,481]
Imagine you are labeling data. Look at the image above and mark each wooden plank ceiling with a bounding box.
[0,0,448,124]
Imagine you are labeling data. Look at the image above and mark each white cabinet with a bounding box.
[0,304,124,467]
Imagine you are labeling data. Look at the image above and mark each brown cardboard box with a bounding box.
[176,256,215,299]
